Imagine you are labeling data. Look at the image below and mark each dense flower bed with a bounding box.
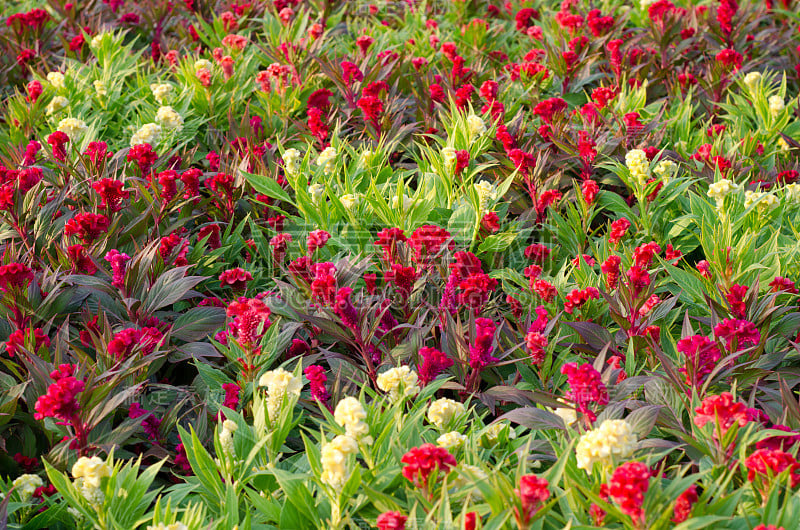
[0,0,799,528]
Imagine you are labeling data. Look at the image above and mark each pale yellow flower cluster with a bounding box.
[150,83,173,104]
[72,456,111,507]
[625,149,649,184]
[428,398,466,430]
[484,421,516,443]
[575,419,636,471]
[744,190,779,212]
[259,368,302,422]
[94,80,107,97]
[437,431,466,450]
[316,146,337,174]
[340,194,360,210]
[743,72,761,94]
[194,59,213,72]
[320,434,358,489]
[156,106,184,131]
[47,72,65,89]
[219,419,238,458]
[334,397,371,442]
[308,183,325,203]
[707,178,738,208]
[768,95,785,118]
[474,181,496,211]
[12,474,43,501]
[360,149,374,166]
[653,160,677,182]
[786,183,800,203]
[131,123,162,146]
[376,366,420,401]
[46,96,69,116]
[57,117,87,142]
[283,148,301,176]
[451,464,487,498]
[467,114,486,138]
[442,147,457,171]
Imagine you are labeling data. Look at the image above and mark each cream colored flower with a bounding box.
[451,464,487,498]
[778,137,791,152]
[47,72,65,89]
[308,183,325,203]
[320,435,358,489]
[442,147,457,171]
[334,397,371,441]
[46,96,69,115]
[744,190,779,212]
[484,421,516,443]
[57,117,87,142]
[625,149,649,183]
[316,146,337,174]
[194,59,213,72]
[437,431,466,450]
[156,106,184,131]
[259,368,302,422]
[575,419,636,471]
[130,123,162,146]
[786,183,800,203]
[72,456,111,489]
[653,160,677,182]
[554,406,577,427]
[467,114,486,138]
[428,398,466,430]
[283,148,301,175]
[360,149,374,165]
[150,83,173,104]
[743,72,761,94]
[707,178,738,206]
[340,193,360,210]
[12,474,43,501]
[90,33,105,49]
[474,180,496,211]
[768,95,785,118]
[376,366,420,400]
[391,194,413,211]
[93,80,107,97]
[219,419,238,458]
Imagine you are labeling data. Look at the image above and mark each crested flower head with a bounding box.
[259,368,302,422]
[156,106,184,131]
[283,148,301,175]
[575,419,637,471]
[320,434,358,489]
[47,71,65,89]
[376,366,420,400]
[12,474,43,501]
[57,117,87,142]
[427,398,466,430]
[334,396,371,441]
[131,123,162,146]
[46,96,69,115]
[150,83,173,104]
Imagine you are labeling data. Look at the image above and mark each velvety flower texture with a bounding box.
[401,443,457,488]
[608,462,651,525]
[33,364,84,421]
[693,392,750,437]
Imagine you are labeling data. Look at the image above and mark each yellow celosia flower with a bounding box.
[428,398,466,430]
[150,83,173,104]
[194,59,213,72]
[308,183,325,203]
[72,456,111,489]
[575,419,636,471]
[484,421,516,443]
[743,72,761,94]
[47,72,65,89]
[316,146,337,174]
[707,178,738,207]
[46,96,69,116]
[334,397,371,441]
[744,190,779,213]
[219,419,238,458]
[156,106,184,131]
[437,431,466,449]
[320,435,358,489]
[57,117,87,142]
[441,147,457,171]
[259,368,302,422]
[283,148,301,175]
[376,366,420,401]
[474,181,496,211]
[12,474,43,501]
[625,149,649,184]
[653,160,677,182]
[768,95,785,118]
[131,123,162,146]
[785,183,800,203]
[467,114,486,138]
[94,80,107,97]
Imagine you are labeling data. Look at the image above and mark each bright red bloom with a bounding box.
[47,131,70,162]
[717,0,738,37]
[525,244,551,263]
[5,327,50,357]
[726,284,748,318]
[417,347,453,385]
[672,485,698,523]
[746,448,800,490]
[408,225,454,266]
[561,362,608,420]
[716,48,743,70]
[219,268,253,291]
[515,8,539,31]
[609,218,631,246]
[160,233,189,266]
[609,462,650,525]
[308,229,331,254]
[526,330,548,365]
[694,392,750,437]
[33,364,84,421]
[376,511,407,530]
[515,475,550,526]
[92,179,129,211]
[469,318,497,370]
[108,327,163,360]
[564,287,600,314]
[226,298,272,346]
[632,241,661,268]
[0,262,34,291]
[222,382,241,410]
[713,318,760,351]
[769,276,797,294]
[401,443,457,488]
[305,365,331,407]
[532,279,557,302]
[601,255,622,290]
[375,227,407,264]
[64,212,110,244]
[26,80,42,103]
[127,143,158,174]
[581,179,599,204]
[459,272,498,312]
[533,97,567,124]
[678,335,721,387]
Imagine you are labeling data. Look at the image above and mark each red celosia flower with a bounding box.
[417,347,453,385]
[92,178,129,211]
[26,80,43,103]
[632,241,661,268]
[746,448,800,491]
[753,526,784,530]
[308,229,331,254]
[222,382,241,410]
[47,131,70,162]
[757,425,800,452]
[358,96,384,131]
[581,179,599,204]
[64,212,110,244]
[469,318,497,370]
[694,392,750,437]
[571,254,596,269]
[67,244,97,275]
[601,255,622,290]
[108,327,163,360]
[609,218,631,246]
[376,511,407,530]
[515,8,539,31]
[305,365,331,408]
[533,97,567,124]
[458,272,498,312]
[408,225,454,266]
[127,143,158,175]
[198,224,222,250]
[716,48,743,70]
[526,330,548,365]
[129,403,162,441]
[672,485,698,523]
[564,287,600,314]
[160,233,189,266]
[219,268,253,291]
[561,362,608,421]
[481,211,500,233]
[0,262,34,291]
[227,298,272,346]
[525,244,551,263]
[401,443,457,488]
[678,335,721,387]
[454,149,469,175]
[33,364,84,422]
[341,60,363,83]
[375,227,407,264]
[626,265,651,295]
[726,284,748,318]
[333,287,359,329]
[532,279,557,302]
[717,0,738,37]
[769,276,797,294]
[609,462,650,525]
[5,327,50,357]
[104,250,130,290]
[713,318,760,351]
[515,475,549,526]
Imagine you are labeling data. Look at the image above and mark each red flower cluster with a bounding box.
[564,286,599,314]
[561,362,608,421]
[417,346,453,386]
[108,327,164,360]
[0,262,34,291]
[677,335,721,387]
[304,365,331,408]
[376,511,407,530]
[608,462,651,525]
[672,485,698,523]
[693,392,750,437]
[713,318,760,351]
[515,475,550,526]
[401,443,457,488]
[64,212,111,244]
[746,448,800,490]
[226,297,272,346]
[219,267,253,291]
[33,364,84,422]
